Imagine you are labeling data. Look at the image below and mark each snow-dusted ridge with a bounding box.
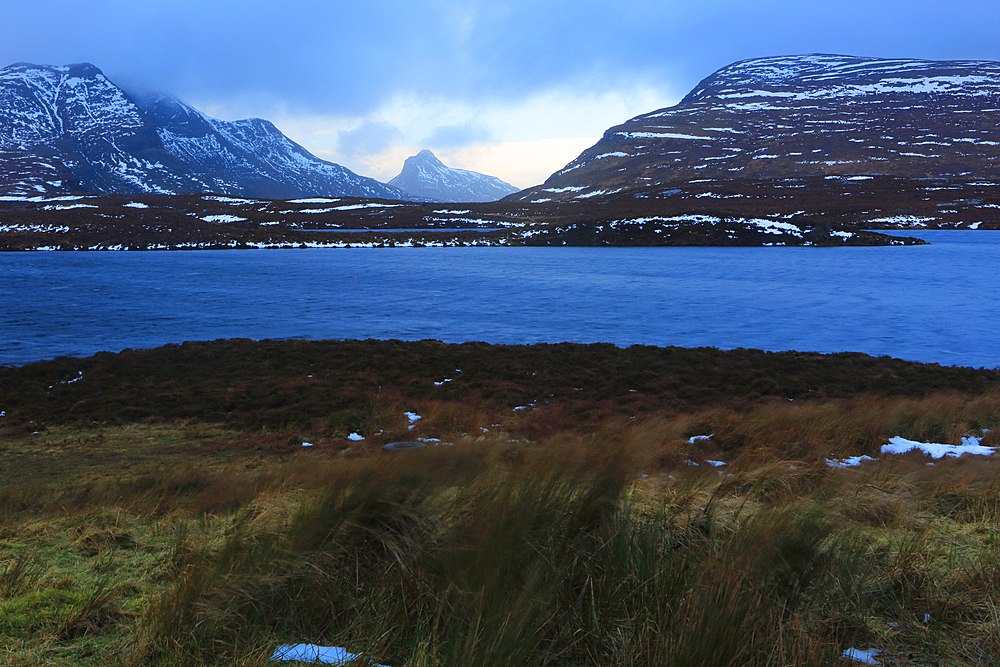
[0,62,416,200]
[512,54,1000,202]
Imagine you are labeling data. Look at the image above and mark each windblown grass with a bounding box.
[2,341,1000,665]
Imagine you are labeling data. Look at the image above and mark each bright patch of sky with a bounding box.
[200,86,677,188]
[6,0,999,189]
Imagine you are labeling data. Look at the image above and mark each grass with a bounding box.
[2,340,1000,665]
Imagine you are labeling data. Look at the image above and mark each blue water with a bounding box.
[2,230,998,368]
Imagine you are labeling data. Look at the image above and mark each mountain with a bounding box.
[511,54,1000,202]
[388,149,519,202]
[0,62,413,200]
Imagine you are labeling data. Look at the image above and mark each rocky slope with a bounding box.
[0,62,412,200]
[511,54,1000,202]
[388,150,519,202]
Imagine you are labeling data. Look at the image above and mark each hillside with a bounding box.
[0,62,413,200]
[511,54,1000,202]
[0,184,929,250]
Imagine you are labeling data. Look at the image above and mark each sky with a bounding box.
[5,1,999,189]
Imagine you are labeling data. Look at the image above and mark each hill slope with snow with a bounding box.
[511,54,1000,202]
[0,62,413,199]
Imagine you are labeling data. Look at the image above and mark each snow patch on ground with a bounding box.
[42,203,97,211]
[201,215,247,223]
[271,644,389,665]
[827,435,994,467]
[0,223,71,233]
[575,188,623,199]
[202,196,257,205]
[616,131,715,140]
[331,203,407,211]
[883,435,993,458]
[866,215,936,226]
[826,455,877,468]
[844,648,881,665]
[541,186,586,193]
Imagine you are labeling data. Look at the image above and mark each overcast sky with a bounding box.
[6,1,999,188]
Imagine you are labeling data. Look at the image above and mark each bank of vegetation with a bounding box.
[1,339,999,665]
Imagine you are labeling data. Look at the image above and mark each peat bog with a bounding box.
[2,339,1000,665]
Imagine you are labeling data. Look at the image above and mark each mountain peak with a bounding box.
[511,53,1000,201]
[64,62,105,78]
[0,61,415,199]
[406,149,447,169]
[389,150,519,203]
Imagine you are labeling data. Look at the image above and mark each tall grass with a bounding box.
[124,441,860,666]
[3,384,1000,665]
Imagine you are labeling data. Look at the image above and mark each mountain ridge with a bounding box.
[510,53,1000,202]
[0,62,414,200]
[388,149,519,202]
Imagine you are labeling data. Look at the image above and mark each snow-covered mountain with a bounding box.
[388,150,519,202]
[0,62,413,199]
[511,54,1000,202]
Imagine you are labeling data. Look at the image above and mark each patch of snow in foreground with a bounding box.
[825,455,877,468]
[827,435,993,467]
[405,411,421,430]
[882,435,993,458]
[688,434,713,443]
[347,433,364,441]
[201,215,247,223]
[123,202,149,208]
[271,644,389,665]
[844,648,881,665]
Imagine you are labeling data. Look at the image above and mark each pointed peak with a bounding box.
[389,150,519,202]
[409,149,444,166]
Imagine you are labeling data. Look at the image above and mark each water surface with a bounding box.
[2,230,997,368]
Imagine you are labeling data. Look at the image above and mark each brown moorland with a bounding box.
[1,339,1000,666]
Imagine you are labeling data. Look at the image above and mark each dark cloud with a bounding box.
[337,121,403,156]
[4,0,999,119]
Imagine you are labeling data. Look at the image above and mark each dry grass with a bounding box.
[3,341,1000,665]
